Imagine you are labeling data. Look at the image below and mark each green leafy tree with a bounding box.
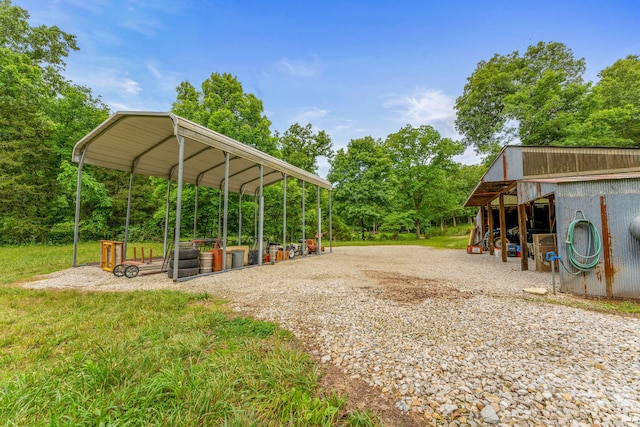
[172,72,277,155]
[328,137,393,240]
[170,72,280,242]
[0,0,77,90]
[0,1,112,243]
[277,123,333,174]
[385,125,464,238]
[561,55,640,147]
[0,47,55,243]
[455,41,588,154]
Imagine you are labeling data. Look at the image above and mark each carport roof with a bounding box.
[72,111,332,194]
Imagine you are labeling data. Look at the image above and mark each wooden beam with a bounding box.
[499,194,507,262]
[518,203,529,271]
[487,202,494,255]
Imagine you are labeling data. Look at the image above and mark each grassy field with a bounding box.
[0,287,377,426]
[0,242,164,286]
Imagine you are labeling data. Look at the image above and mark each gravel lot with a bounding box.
[27,246,640,426]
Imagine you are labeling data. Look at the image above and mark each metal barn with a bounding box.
[465,146,640,299]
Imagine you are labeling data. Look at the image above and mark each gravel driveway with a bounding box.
[27,246,640,426]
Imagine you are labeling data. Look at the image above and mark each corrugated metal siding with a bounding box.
[555,178,640,298]
[517,181,557,204]
[484,146,525,182]
[522,146,640,178]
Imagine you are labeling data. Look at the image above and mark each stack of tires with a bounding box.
[167,248,200,278]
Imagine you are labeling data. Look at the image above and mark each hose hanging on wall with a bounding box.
[564,210,602,274]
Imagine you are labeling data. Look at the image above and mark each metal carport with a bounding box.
[71,111,333,280]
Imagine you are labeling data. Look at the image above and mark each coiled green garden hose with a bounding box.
[565,210,601,273]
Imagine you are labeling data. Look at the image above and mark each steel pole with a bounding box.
[317,185,321,255]
[172,135,185,281]
[123,159,139,258]
[193,183,199,239]
[162,177,172,259]
[222,152,229,270]
[283,174,287,250]
[258,164,264,266]
[72,148,87,267]
[302,180,306,256]
[329,190,333,253]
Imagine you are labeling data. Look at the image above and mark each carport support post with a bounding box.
[258,164,264,266]
[329,190,333,253]
[193,182,199,239]
[123,162,138,259]
[173,135,186,281]
[222,152,230,270]
[162,177,172,259]
[317,185,321,255]
[72,148,87,267]
[499,194,507,262]
[217,190,222,238]
[238,192,243,245]
[302,181,306,256]
[518,202,529,271]
[283,174,287,249]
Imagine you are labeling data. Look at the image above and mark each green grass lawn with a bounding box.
[0,242,165,286]
[0,288,377,426]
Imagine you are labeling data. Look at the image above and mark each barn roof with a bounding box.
[464,145,640,207]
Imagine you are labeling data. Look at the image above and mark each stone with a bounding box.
[480,404,500,424]
[523,287,548,296]
[395,400,409,412]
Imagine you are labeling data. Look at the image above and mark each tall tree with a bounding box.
[169,73,279,241]
[328,137,393,240]
[172,72,277,155]
[385,125,464,238]
[0,1,111,243]
[560,55,640,147]
[277,123,333,174]
[455,41,588,154]
[0,47,55,243]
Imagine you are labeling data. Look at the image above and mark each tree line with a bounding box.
[1,0,638,245]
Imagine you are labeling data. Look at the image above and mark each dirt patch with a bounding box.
[317,363,423,427]
[363,270,472,303]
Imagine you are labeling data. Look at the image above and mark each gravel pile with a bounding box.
[27,246,640,426]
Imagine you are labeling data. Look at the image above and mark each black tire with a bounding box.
[169,258,199,269]
[124,265,139,278]
[167,267,199,278]
[113,264,126,277]
[168,248,200,260]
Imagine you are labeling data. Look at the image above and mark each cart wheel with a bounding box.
[113,264,127,277]
[124,265,139,278]
[289,248,295,259]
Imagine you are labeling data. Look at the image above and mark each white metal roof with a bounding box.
[72,111,332,194]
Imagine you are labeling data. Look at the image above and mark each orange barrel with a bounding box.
[211,248,223,272]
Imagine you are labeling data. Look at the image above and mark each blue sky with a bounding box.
[18,0,640,175]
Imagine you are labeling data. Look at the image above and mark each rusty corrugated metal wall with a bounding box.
[555,178,640,298]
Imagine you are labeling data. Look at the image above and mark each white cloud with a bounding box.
[293,107,329,124]
[384,88,459,139]
[275,56,320,77]
[146,62,180,91]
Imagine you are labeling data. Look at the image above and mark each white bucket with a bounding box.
[495,248,502,258]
